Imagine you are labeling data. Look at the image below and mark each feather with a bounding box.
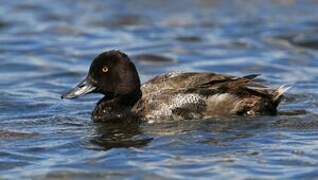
[273,84,291,102]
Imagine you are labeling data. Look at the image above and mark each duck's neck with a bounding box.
[114,89,142,107]
[92,89,142,122]
[98,89,142,108]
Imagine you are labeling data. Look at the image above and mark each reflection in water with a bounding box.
[0,130,38,140]
[272,113,318,129]
[85,116,273,150]
[85,120,153,150]
[271,32,318,50]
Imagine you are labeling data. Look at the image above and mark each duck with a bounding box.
[62,50,289,122]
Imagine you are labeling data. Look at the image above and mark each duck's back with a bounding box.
[133,72,287,120]
[140,72,234,95]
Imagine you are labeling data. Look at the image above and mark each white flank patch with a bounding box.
[207,93,237,103]
[145,93,240,120]
[145,93,203,119]
[206,93,240,114]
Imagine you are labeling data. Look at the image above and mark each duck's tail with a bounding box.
[272,84,291,105]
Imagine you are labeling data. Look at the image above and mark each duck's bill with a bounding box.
[61,77,96,99]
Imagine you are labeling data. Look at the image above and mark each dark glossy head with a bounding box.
[62,50,141,99]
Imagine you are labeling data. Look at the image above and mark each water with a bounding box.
[1,0,318,179]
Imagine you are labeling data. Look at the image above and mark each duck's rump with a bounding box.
[133,72,286,120]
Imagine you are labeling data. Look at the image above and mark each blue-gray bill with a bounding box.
[61,77,96,99]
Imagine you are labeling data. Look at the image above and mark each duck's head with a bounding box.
[62,50,141,99]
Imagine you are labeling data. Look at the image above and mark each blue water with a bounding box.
[1,0,318,179]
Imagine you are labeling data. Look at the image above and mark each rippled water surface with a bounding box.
[1,0,318,179]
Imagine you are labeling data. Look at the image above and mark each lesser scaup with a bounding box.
[62,50,289,122]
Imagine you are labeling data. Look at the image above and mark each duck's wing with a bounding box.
[136,72,289,119]
[141,72,235,95]
[134,82,266,120]
[141,72,264,95]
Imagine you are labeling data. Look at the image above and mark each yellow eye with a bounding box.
[102,66,108,72]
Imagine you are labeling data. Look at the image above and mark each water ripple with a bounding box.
[1,0,318,179]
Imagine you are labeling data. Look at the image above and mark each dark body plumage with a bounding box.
[62,50,288,122]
